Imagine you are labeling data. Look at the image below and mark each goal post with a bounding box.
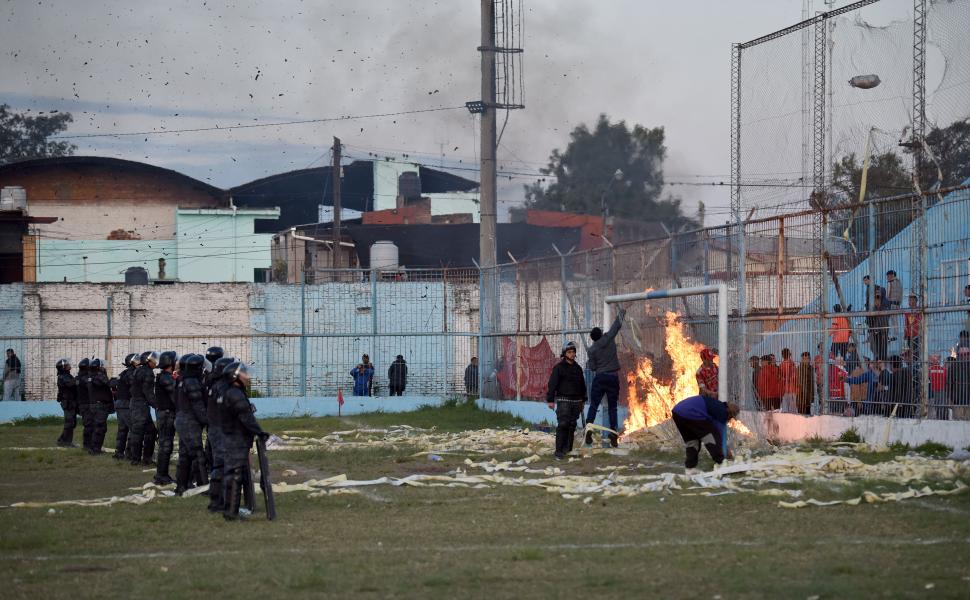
[603,283,730,406]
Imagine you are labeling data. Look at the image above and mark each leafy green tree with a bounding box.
[828,151,912,253]
[0,104,76,164]
[922,119,970,189]
[524,114,696,230]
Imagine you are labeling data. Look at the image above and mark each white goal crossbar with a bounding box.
[603,284,729,404]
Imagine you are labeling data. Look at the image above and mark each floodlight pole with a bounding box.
[604,284,729,404]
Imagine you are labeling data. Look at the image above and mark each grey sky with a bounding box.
[2,0,874,224]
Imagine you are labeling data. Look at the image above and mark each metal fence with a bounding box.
[479,184,970,421]
[3,187,969,421]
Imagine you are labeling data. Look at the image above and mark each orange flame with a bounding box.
[623,311,707,435]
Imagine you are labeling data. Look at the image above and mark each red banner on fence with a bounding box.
[496,337,559,400]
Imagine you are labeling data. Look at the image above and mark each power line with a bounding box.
[52,106,466,140]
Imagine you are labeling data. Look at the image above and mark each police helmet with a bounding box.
[158,351,177,370]
[224,361,251,387]
[205,346,225,364]
[212,356,235,378]
[140,351,159,367]
[177,353,191,373]
[123,353,138,368]
[56,358,72,373]
[561,340,578,357]
[185,354,206,377]
[90,358,104,371]
[78,357,91,372]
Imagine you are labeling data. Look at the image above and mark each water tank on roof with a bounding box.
[0,187,27,211]
[398,171,421,202]
[124,267,149,285]
[370,241,399,271]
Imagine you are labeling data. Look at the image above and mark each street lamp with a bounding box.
[600,168,624,243]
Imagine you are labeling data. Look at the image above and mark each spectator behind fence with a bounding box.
[796,351,814,415]
[863,275,886,311]
[779,348,798,413]
[830,305,851,357]
[964,284,970,304]
[964,309,970,335]
[957,331,970,354]
[904,294,922,359]
[828,356,849,416]
[866,294,890,360]
[3,348,22,402]
[387,355,407,396]
[947,348,970,420]
[749,355,761,407]
[888,355,916,418]
[928,354,947,420]
[845,358,882,416]
[464,357,479,401]
[756,355,782,411]
[885,270,902,309]
[351,362,374,396]
[844,342,862,374]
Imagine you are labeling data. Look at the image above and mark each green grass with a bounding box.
[1,407,969,599]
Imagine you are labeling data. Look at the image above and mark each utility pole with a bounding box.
[479,0,497,270]
[332,136,342,270]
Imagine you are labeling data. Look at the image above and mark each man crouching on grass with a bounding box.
[671,395,740,469]
[546,341,587,460]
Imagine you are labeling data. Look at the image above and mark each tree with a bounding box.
[828,151,912,254]
[922,119,970,189]
[0,104,76,164]
[524,114,696,230]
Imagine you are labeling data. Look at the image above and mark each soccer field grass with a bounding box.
[1,404,968,599]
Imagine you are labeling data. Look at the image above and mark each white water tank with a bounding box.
[0,187,27,211]
[370,241,399,271]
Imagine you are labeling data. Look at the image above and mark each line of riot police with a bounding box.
[53,346,269,521]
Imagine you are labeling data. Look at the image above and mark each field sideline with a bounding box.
[1,403,969,599]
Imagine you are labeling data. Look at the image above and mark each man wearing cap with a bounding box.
[546,341,587,460]
[696,348,719,400]
[584,307,626,447]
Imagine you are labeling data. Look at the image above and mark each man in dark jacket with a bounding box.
[206,356,235,512]
[219,362,268,521]
[55,359,78,447]
[76,358,95,453]
[671,395,739,469]
[153,351,178,484]
[111,354,137,460]
[128,351,158,466]
[175,354,209,495]
[947,348,970,420]
[387,355,407,396]
[464,357,479,401]
[88,359,115,455]
[585,308,626,448]
[546,341,587,460]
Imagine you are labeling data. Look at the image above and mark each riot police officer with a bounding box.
[76,358,95,453]
[175,354,209,495]
[111,353,138,460]
[55,359,78,447]
[88,358,114,455]
[205,356,234,512]
[219,362,268,521]
[128,351,159,466]
[153,351,178,485]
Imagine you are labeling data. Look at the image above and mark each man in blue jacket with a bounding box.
[351,361,375,396]
[671,395,739,468]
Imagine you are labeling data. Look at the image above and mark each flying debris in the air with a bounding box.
[848,74,881,89]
